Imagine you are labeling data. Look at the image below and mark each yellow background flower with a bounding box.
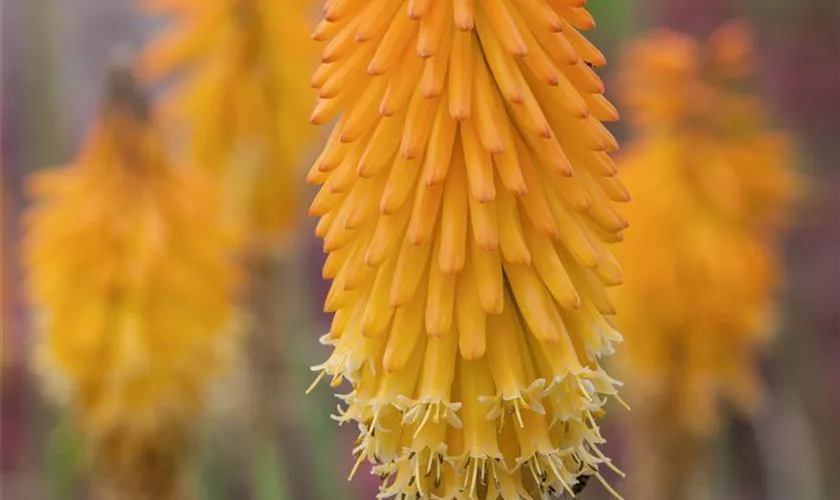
[139,0,314,250]
[614,22,801,435]
[24,70,239,499]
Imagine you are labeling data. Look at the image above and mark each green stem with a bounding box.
[285,248,348,500]
[45,412,81,500]
[252,438,290,500]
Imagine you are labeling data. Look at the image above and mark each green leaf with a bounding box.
[198,432,228,500]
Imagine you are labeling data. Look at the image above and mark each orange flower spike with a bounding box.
[308,2,628,498]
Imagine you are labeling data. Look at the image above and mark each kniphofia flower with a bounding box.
[307,2,627,498]
[613,22,801,436]
[139,0,314,249]
[24,66,239,499]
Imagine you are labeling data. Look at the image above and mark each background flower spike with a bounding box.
[25,57,240,500]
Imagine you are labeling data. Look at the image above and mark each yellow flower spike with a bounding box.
[309,2,628,498]
[613,22,801,500]
[614,22,801,438]
[25,65,238,500]
[139,0,314,251]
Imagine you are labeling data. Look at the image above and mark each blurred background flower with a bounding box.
[138,0,315,251]
[1,1,838,500]
[611,22,801,500]
[137,1,333,499]
[23,63,240,500]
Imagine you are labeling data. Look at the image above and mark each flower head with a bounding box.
[307,2,627,498]
[139,0,314,249]
[613,22,801,435]
[24,65,239,498]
